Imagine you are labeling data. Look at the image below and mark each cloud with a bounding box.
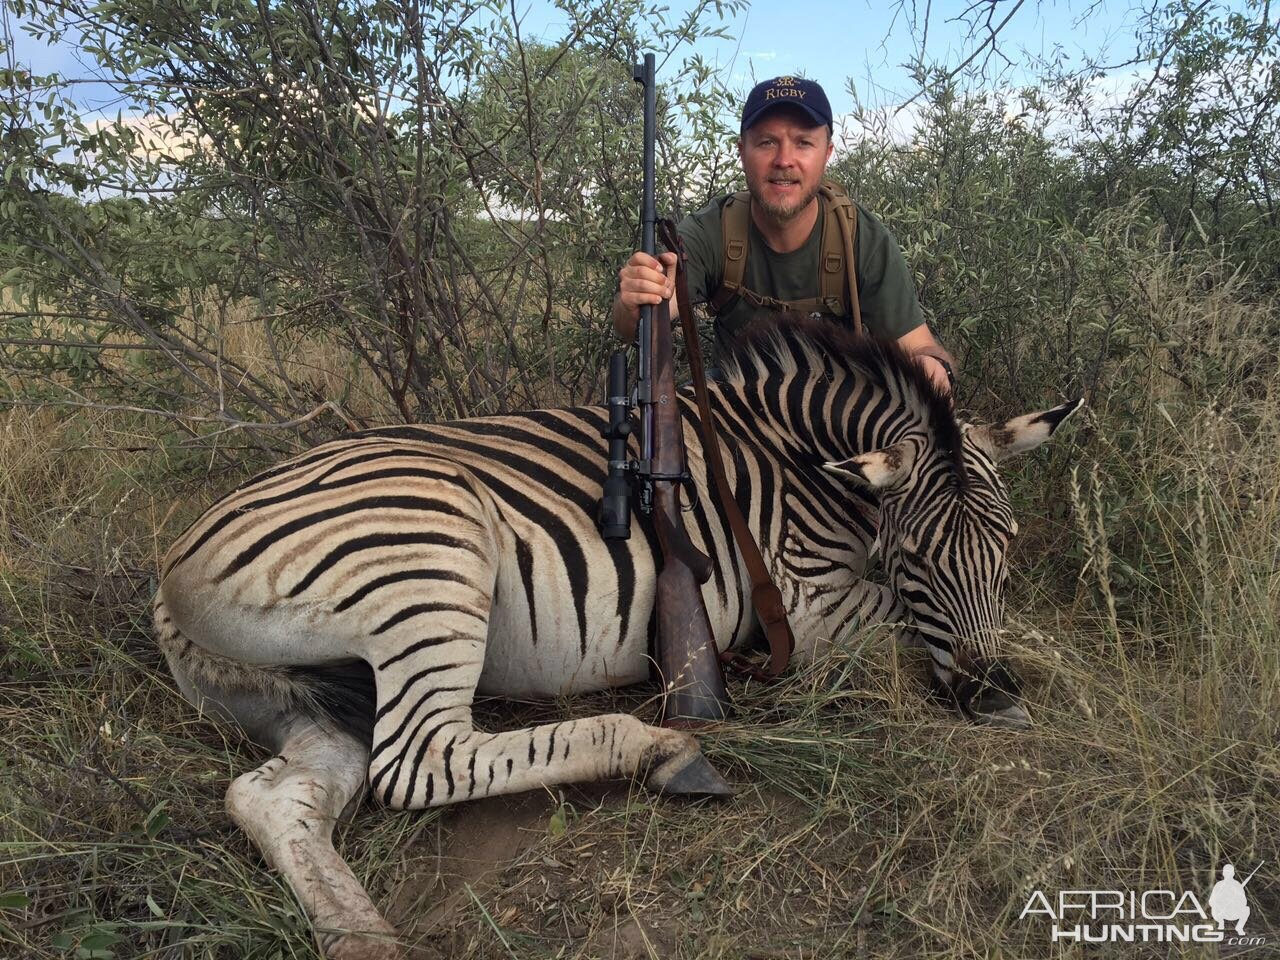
[86,111,206,162]
[832,101,928,152]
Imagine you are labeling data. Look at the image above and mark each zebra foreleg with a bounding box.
[226,719,402,960]
[371,706,728,810]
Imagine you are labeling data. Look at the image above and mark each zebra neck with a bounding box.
[710,374,929,463]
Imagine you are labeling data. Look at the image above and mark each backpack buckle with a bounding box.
[726,239,746,262]
[824,252,842,273]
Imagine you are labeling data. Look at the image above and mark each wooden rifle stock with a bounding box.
[648,296,730,726]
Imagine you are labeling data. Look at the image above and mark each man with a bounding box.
[612,76,954,394]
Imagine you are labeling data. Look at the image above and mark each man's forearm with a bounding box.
[612,295,637,342]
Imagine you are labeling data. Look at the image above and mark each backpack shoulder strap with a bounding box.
[709,191,751,314]
[818,180,862,336]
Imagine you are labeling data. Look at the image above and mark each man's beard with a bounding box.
[746,173,821,222]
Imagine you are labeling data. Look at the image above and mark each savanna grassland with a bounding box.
[3,1,1279,957]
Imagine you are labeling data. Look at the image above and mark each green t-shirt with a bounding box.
[677,192,924,356]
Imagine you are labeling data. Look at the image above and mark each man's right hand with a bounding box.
[613,250,678,341]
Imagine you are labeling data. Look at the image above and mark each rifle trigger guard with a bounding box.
[680,472,699,512]
[635,470,699,510]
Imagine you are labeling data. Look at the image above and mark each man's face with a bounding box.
[738,108,833,223]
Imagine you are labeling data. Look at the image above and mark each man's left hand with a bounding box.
[895,323,955,399]
[916,354,954,397]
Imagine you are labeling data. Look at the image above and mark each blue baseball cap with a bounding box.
[740,76,833,133]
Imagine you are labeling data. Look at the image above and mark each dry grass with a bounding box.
[2,262,1278,958]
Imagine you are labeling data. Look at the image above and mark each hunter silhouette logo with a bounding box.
[1020,861,1267,946]
[1210,862,1260,935]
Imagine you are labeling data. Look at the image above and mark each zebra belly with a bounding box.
[476,610,652,698]
[474,529,658,698]
[474,532,748,699]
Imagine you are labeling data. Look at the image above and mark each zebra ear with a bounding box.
[970,398,1084,462]
[823,440,917,490]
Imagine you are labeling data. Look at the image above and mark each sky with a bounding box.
[515,0,1150,115]
[4,0,1153,125]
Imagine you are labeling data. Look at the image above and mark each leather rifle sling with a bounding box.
[658,219,795,677]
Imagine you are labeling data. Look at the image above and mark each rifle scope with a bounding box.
[598,349,632,539]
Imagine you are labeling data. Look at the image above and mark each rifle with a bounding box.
[598,53,730,727]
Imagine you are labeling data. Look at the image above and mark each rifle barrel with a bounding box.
[638,53,656,258]
[633,53,657,510]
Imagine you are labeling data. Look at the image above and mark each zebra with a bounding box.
[152,315,1079,959]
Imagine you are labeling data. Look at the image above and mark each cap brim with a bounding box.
[741,101,830,133]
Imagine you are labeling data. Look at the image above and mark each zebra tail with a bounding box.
[152,599,376,748]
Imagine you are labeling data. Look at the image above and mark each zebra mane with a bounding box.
[718,312,968,488]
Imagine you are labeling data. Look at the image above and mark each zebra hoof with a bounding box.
[646,751,735,799]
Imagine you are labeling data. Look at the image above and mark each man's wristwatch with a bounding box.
[916,347,957,392]
[935,356,955,391]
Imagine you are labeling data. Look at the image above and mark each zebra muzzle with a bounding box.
[945,663,1032,730]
